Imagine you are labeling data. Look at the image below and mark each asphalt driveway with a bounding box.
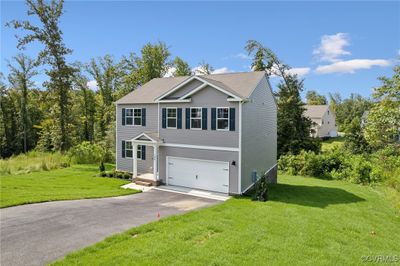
[0,190,220,266]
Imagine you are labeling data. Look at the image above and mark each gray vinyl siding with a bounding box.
[241,76,277,191]
[116,103,157,173]
[165,79,203,99]
[160,85,239,148]
[158,146,239,194]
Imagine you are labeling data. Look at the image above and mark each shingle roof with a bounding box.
[304,105,329,119]
[115,71,266,104]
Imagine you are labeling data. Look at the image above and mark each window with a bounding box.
[137,145,142,160]
[167,108,177,128]
[190,108,202,129]
[217,107,229,130]
[125,108,142,125]
[125,109,133,125]
[134,109,142,125]
[125,141,133,158]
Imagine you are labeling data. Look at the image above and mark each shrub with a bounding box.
[278,147,399,185]
[69,142,105,164]
[0,151,70,176]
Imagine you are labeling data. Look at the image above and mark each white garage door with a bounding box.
[167,157,229,193]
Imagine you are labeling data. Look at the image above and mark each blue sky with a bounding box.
[1,1,399,99]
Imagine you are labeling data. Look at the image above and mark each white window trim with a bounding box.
[216,107,230,131]
[166,107,177,129]
[136,144,142,160]
[125,108,142,126]
[125,141,133,158]
[190,107,202,130]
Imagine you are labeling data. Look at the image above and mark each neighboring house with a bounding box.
[115,71,277,195]
[304,105,338,138]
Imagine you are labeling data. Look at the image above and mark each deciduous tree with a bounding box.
[7,54,38,153]
[7,0,76,151]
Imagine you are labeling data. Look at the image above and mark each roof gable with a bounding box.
[304,105,330,118]
[115,71,267,104]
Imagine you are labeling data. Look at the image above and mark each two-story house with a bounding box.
[304,105,338,138]
[115,71,277,195]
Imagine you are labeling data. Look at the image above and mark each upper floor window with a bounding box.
[190,107,202,129]
[167,108,177,129]
[134,109,142,125]
[217,107,229,131]
[125,141,133,158]
[125,108,142,126]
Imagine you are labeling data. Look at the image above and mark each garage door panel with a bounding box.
[167,157,229,193]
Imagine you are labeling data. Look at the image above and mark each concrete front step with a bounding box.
[133,177,162,186]
[135,180,153,187]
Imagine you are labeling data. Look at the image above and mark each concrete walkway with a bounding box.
[0,190,219,266]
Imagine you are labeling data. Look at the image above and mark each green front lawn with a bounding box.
[53,175,400,265]
[0,164,139,208]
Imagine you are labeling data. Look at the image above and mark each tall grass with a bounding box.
[0,151,70,176]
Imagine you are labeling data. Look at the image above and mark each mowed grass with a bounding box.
[321,136,345,151]
[53,175,400,266]
[0,164,139,208]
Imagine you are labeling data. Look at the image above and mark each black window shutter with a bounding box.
[122,108,126,126]
[185,108,190,129]
[229,108,236,131]
[211,108,216,130]
[142,108,146,126]
[202,108,208,130]
[141,145,146,160]
[122,140,125,158]
[162,108,166,129]
[177,108,182,129]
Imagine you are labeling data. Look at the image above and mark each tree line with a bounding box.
[2,0,398,160]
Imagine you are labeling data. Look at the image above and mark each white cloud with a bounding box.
[163,67,176,77]
[233,53,251,60]
[287,67,311,77]
[86,80,98,91]
[315,59,391,74]
[313,33,351,62]
[212,67,233,74]
[191,66,233,75]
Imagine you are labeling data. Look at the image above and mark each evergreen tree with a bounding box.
[344,117,370,154]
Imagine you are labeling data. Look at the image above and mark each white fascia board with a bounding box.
[160,143,239,152]
[156,99,192,103]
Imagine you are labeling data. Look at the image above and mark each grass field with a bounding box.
[0,164,138,208]
[321,136,345,151]
[0,151,70,176]
[53,175,400,266]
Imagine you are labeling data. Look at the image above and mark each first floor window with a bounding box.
[125,141,133,158]
[190,107,202,129]
[137,145,142,160]
[217,107,229,130]
[167,108,177,128]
